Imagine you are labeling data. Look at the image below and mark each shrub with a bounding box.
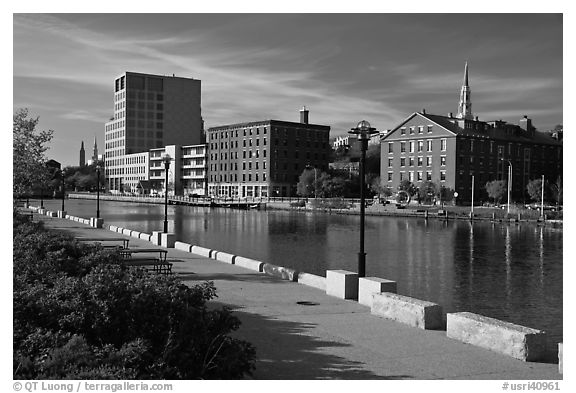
[13,211,256,379]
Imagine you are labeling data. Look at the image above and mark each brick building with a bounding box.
[381,63,562,204]
[206,108,331,198]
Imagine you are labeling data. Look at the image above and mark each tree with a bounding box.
[485,180,507,204]
[364,144,381,175]
[13,109,54,197]
[317,173,346,198]
[398,180,417,196]
[552,176,562,206]
[417,181,438,205]
[296,169,317,197]
[437,186,455,207]
[526,178,553,204]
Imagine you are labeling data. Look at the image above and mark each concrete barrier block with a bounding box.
[359,277,397,308]
[130,231,141,238]
[57,211,66,218]
[234,256,264,272]
[90,218,104,228]
[297,272,326,291]
[151,231,161,246]
[65,215,71,219]
[49,211,57,217]
[122,228,132,236]
[263,263,299,281]
[216,251,235,264]
[109,225,117,232]
[174,242,192,252]
[326,270,358,300]
[139,233,151,241]
[372,293,442,330]
[446,312,546,361]
[559,343,563,374]
[160,233,175,248]
[191,246,212,258]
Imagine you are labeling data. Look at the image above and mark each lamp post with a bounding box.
[96,164,101,219]
[349,120,378,278]
[61,171,65,212]
[162,154,171,233]
[306,165,318,198]
[500,159,512,214]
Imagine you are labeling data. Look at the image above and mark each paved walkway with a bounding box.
[33,212,561,380]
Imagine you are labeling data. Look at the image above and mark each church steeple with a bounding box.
[457,62,473,120]
[92,135,99,163]
[79,141,86,167]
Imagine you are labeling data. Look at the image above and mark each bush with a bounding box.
[13,211,256,379]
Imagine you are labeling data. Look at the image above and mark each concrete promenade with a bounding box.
[33,212,561,380]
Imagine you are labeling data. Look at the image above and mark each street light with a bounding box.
[96,164,101,219]
[306,165,318,198]
[61,170,65,212]
[162,154,171,233]
[349,120,378,278]
[500,158,512,214]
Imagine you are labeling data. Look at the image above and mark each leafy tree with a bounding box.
[364,144,381,175]
[417,181,438,205]
[296,168,317,197]
[13,108,53,197]
[485,180,507,204]
[398,180,417,196]
[317,172,346,198]
[437,186,455,206]
[552,176,562,206]
[526,178,553,204]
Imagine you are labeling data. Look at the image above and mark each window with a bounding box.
[409,157,414,166]
[427,125,433,133]
[388,158,393,167]
[388,142,393,153]
[409,171,414,181]
[400,158,406,167]
[400,172,405,181]
[490,141,494,154]
[387,172,393,182]
[426,156,432,166]
[409,127,415,135]
[400,142,406,153]
[440,156,446,166]
[417,171,423,181]
[427,140,432,152]
[440,171,446,181]
[426,171,432,181]
[418,141,424,152]
[441,139,447,151]
[417,157,423,166]
[418,126,424,134]
[400,127,406,135]
[409,141,415,153]
[470,139,474,152]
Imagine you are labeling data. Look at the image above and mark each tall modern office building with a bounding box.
[104,72,203,192]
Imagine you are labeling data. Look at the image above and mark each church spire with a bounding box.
[457,61,473,120]
[92,135,99,163]
[79,141,86,167]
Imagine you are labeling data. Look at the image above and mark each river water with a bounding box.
[40,199,563,345]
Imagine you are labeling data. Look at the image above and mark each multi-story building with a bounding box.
[381,63,562,203]
[122,144,207,196]
[104,72,203,192]
[206,108,331,198]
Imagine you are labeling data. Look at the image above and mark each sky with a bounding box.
[13,12,563,167]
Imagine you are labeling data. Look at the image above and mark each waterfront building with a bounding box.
[79,141,85,167]
[381,63,563,203]
[104,72,203,192]
[122,144,207,196]
[206,108,331,198]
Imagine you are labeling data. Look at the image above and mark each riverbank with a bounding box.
[66,193,562,228]
[24,208,562,380]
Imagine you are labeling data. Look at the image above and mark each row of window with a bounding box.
[389,156,447,168]
[388,171,447,182]
[209,127,268,139]
[388,139,447,154]
[105,120,124,132]
[400,125,434,135]
[210,173,268,183]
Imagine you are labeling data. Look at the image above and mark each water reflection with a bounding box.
[39,199,562,344]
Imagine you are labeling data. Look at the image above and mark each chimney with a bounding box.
[422,109,426,114]
[448,112,453,118]
[475,116,478,121]
[300,106,309,124]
